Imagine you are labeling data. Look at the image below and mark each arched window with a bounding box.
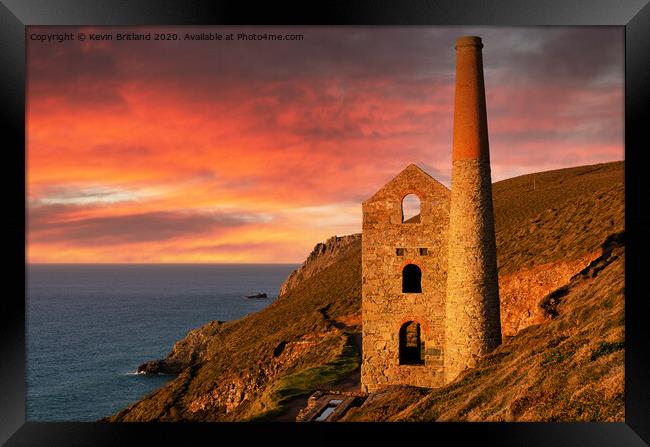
[402,194,420,223]
[399,321,425,365]
[402,264,422,293]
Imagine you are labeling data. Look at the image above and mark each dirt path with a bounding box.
[270,396,311,422]
[266,321,363,421]
[330,332,362,392]
[268,361,361,421]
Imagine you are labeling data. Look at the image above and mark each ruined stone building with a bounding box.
[361,36,502,392]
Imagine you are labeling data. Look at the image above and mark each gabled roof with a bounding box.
[363,163,450,204]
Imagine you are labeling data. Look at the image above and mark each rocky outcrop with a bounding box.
[185,334,328,415]
[137,320,224,375]
[279,234,361,296]
[498,253,599,337]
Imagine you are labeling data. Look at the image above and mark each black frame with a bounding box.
[2,1,649,445]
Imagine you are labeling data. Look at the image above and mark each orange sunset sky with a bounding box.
[27,26,624,263]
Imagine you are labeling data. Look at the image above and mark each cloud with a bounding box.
[512,28,623,85]
[28,206,271,246]
[26,26,624,262]
[32,185,163,206]
[27,26,623,110]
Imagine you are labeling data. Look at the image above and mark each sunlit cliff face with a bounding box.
[26,26,623,263]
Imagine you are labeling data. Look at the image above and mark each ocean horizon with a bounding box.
[26,263,299,421]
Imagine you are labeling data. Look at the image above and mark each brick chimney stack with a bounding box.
[444,36,502,384]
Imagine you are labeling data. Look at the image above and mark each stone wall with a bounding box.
[361,164,450,392]
[444,158,501,383]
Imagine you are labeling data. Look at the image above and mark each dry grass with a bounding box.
[493,161,624,275]
[109,161,624,422]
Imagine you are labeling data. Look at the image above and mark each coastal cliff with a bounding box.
[279,234,361,296]
[137,321,225,375]
[134,234,361,377]
[110,235,362,421]
[110,161,623,422]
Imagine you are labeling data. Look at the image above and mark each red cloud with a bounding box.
[27,26,623,262]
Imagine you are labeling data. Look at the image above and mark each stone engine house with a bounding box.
[361,165,451,391]
[361,36,501,393]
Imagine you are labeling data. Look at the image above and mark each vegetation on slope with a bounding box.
[493,161,623,275]
[109,161,624,422]
[249,333,359,420]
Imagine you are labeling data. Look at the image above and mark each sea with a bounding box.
[26,263,298,421]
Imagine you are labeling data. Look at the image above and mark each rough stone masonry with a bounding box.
[361,36,501,392]
[444,36,502,383]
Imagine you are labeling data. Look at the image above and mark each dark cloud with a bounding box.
[28,203,73,229]
[28,34,127,107]
[27,26,452,106]
[28,205,268,245]
[29,41,120,79]
[512,28,623,85]
[27,26,623,119]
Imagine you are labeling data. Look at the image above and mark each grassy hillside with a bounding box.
[493,161,623,276]
[109,160,624,422]
[494,161,624,336]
